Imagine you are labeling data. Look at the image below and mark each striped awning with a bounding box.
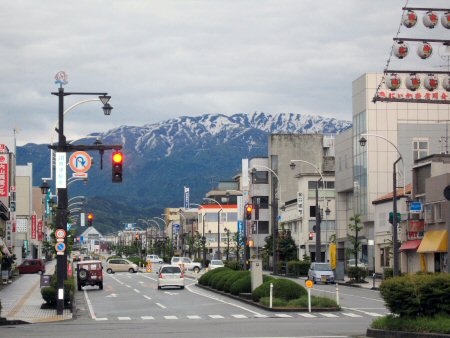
[399,239,422,251]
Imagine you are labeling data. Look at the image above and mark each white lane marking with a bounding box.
[312,287,384,303]
[164,315,177,320]
[318,313,339,318]
[125,285,131,288]
[209,315,224,319]
[274,313,292,318]
[156,303,166,309]
[138,281,144,284]
[342,307,383,317]
[297,313,317,318]
[118,317,131,320]
[95,318,108,321]
[186,283,264,316]
[105,293,117,298]
[232,314,248,319]
[83,289,97,320]
[134,289,140,293]
[187,315,201,319]
[144,295,152,300]
[141,316,154,320]
[254,314,268,318]
[139,274,158,282]
[164,291,178,295]
[107,274,124,285]
[127,275,132,279]
[342,312,363,318]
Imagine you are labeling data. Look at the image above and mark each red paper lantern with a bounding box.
[394,41,409,59]
[417,42,433,59]
[423,11,439,29]
[406,74,421,91]
[386,74,401,91]
[441,12,450,29]
[442,75,450,91]
[402,10,417,28]
[424,74,438,91]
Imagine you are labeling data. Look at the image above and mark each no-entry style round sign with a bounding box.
[69,151,92,173]
[55,229,66,239]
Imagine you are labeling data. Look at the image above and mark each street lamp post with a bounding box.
[290,160,325,263]
[190,203,206,267]
[359,134,403,277]
[203,197,223,260]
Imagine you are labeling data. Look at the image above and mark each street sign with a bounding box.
[69,151,92,173]
[409,201,423,213]
[174,224,180,233]
[55,242,66,255]
[305,280,314,288]
[55,152,66,189]
[72,172,88,178]
[55,229,66,239]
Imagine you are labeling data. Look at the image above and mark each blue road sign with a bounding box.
[174,223,180,233]
[410,201,422,213]
[55,242,66,252]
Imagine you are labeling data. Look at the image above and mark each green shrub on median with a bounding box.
[252,278,307,302]
[230,274,251,295]
[259,297,287,307]
[198,267,229,286]
[41,273,75,305]
[223,271,249,293]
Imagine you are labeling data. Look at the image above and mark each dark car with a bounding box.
[17,259,46,274]
[76,260,103,291]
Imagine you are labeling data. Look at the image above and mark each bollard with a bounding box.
[335,283,339,306]
[373,273,376,289]
[269,283,273,309]
[308,288,311,313]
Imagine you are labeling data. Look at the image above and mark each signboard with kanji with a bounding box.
[0,154,9,197]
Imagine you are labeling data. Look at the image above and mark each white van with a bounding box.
[146,255,163,264]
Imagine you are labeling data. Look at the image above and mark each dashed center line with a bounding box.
[118,316,131,320]
[134,289,140,293]
[164,315,177,320]
[144,295,152,300]
[156,303,166,309]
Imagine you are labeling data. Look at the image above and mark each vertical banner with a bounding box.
[5,221,12,247]
[0,154,9,197]
[31,215,37,239]
[80,212,85,227]
[184,186,190,209]
[241,159,249,191]
[38,220,43,241]
[55,152,67,189]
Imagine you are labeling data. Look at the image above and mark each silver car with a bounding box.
[308,262,334,284]
[157,265,184,290]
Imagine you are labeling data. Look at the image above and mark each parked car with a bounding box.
[146,255,163,264]
[170,257,202,273]
[106,258,138,273]
[157,265,184,290]
[17,259,45,274]
[76,260,103,290]
[308,262,334,284]
[209,260,224,270]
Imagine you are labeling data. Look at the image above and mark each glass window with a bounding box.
[310,205,316,218]
[256,221,269,234]
[253,196,269,209]
[252,171,268,184]
[226,212,237,222]
[205,213,218,222]
[413,139,429,161]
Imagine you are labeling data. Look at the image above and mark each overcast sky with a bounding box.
[1,0,448,146]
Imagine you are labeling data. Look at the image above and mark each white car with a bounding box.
[347,259,368,269]
[170,257,202,273]
[146,255,163,264]
[209,260,224,270]
[157,265,184,290]
[308,262,335,284]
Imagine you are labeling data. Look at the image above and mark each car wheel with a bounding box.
[157,286,161,290]
[193,267,200,273]
[38,270,43,275]
[99,281,103,290]
[128,268,135,273]
[107,268,113,274]
[180,286,184,290]
[312,277,316,284]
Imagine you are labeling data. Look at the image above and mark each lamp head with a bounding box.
[289,162,296,170]
[40,180,50,195]
[102,103,113,115]
[325,207,331,216]
[359,136,367,147]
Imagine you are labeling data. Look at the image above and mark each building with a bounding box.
[335,72,450,273]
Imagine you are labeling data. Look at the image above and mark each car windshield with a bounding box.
[314,264,332,271]
[161,266,181,274]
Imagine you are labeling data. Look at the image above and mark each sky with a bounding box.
[1,0,449,146]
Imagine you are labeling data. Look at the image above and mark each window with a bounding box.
[226,212,237,222]
[252,171,268,184]
[310,205,317,218]
[435,202,443,221]
[380,247,390,267]
[205,213,218,222]
[308,181,334,189]
[413,139,429,161]
[253,196,269,209]
[255,221,269,234]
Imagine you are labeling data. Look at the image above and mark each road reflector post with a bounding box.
[269,283,273,309]
[335,283,339,306]
[305,279,313,313]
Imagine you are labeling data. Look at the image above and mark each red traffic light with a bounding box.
[112,151,123,164]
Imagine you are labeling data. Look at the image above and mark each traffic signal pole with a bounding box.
[51,86,122,315]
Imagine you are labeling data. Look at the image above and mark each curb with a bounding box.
[0,318,30,326]
[195,283,340,312]
[367,328,450,338]
[336,281,380,291]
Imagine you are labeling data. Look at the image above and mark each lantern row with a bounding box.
[402,10,450,29]
[386,73,450,92]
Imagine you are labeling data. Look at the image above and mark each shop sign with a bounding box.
[38,220,43,241]
[31,215,37,239]
[378,90,448,101]
[0,155,8,197]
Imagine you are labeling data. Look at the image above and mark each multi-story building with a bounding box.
[335,72,450,273]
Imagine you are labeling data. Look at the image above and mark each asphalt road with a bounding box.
[0,270,388,338]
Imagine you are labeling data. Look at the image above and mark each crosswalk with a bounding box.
[93,311,387,321]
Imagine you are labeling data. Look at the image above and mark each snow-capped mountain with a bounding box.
[17,112,351,233]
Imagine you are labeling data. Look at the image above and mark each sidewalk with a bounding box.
[0,260,72,324]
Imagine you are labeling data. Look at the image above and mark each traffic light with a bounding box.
[388,212,402,224]
[112,151,123,183]
[87,213,94,226]
[246,204,253,220]
[308,232,314,240]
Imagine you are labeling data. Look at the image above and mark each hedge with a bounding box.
[222,271,249,292]
[287,261,310,276]
[230,274,251,295]
[198,267,229,286]
[380,273,450,317]
[260,297,287,307]
[224,260,243,270]
[347,267,368,281]
[210,269,233,289]
[41,273,75,305]
[252,278,307,302]
[287,295,338,308]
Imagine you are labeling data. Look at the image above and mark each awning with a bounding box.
[417,230,448,253]
[399,239,422,251]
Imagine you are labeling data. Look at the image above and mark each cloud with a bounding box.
[0,0,447,145]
